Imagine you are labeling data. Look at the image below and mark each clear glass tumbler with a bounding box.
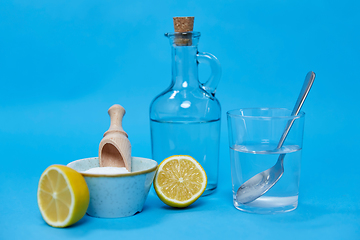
[227,108,305,214]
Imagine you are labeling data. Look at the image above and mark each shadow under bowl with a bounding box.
[67,157,158,218]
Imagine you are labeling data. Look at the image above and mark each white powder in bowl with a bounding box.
[83,167,130,175]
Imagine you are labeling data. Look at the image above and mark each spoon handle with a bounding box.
[276,71,315,149]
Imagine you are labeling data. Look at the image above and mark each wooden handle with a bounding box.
[104,104,127,137]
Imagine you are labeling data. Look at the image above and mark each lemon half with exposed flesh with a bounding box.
[37,165,90,228]
[154,155,207,208]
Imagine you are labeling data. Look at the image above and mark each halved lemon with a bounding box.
[37,165,90,228]
[154,155,207,208]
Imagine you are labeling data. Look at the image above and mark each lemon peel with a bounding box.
[154,155,207,208]
[37,165,89,227]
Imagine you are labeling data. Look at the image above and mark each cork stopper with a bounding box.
[173,17,194,32]
[173,17,194,46]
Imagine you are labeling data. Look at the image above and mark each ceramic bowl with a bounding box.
[67,157,158,218]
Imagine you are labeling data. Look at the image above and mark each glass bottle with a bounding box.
[149,31,221,195]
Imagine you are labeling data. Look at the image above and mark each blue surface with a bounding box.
[1,0,359,239]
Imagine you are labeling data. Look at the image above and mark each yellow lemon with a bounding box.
[37,165,90,228]
[154,155,207,208]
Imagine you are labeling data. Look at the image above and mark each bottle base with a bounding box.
[202,184,217,196]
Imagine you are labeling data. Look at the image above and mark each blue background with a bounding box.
[1,0,359,239]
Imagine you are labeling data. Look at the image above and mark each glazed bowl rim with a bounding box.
[67,157,158,178]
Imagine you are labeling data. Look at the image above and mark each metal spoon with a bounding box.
[236,71,316,204]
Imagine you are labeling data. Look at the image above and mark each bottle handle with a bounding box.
[197,52,221,96]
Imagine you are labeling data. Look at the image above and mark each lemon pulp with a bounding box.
[154,155,207,208]
[37,165,89,227]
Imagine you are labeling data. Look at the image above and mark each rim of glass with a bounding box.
[164,31,201,38]
[226,108,305,119]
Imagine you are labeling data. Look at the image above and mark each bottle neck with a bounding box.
[171,45,199,89]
